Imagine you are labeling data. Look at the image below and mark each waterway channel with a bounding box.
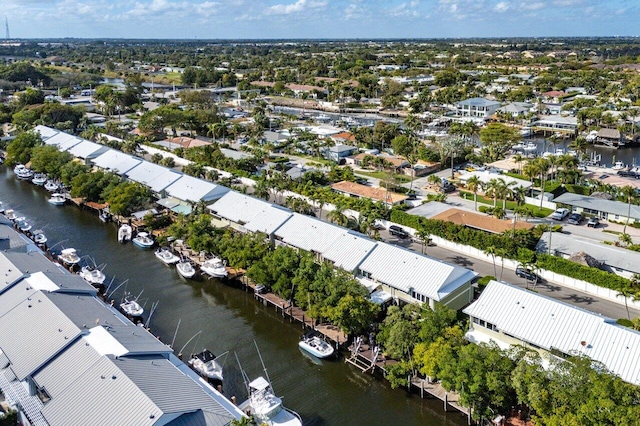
[0,166,468,426]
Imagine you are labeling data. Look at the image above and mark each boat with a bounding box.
[240,377,303,426]
[117,224,133,243]
[298,330,335,359]
[44,180,59,192]
[523,142,537,152]
[99,208,111,223]
[188,350,224,383]
[586,130,598,142]
[612,161,626,170]
[31,173,47,186]
[79,265,106,286]
[32,230,47,245]
[48,193,66,206]
[58,248,81,266]
[14,164,34,180]
[555,148,565,156]
[17,219,32,233]
[176,258,197,279]
[519,127,532,137]
[200,256,228,278]
[155,247,180,265]
[120,294,144,317]
[132,231,155,249]
[4,209,16,221]
[0,201,4,215]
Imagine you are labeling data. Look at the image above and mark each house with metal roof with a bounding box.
[34,125,60,142]
[0,225,246,426]
[536,231,640,279]
[91,149,143,175]
[125,160,182,195]
[554,192,640,224]
[40,131,83,151]
[497,102,533,117]
[455,97,501,118]
[464,280,640,385]
[66,140,110,163]
[531,115,578,135]
[164,175,230,203]
[357,243,476,309]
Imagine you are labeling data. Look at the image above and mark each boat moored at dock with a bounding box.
[58,248,81,267]
[176,258,197,279]
[200,255,228,279]
[132,231,155,249]
[155,247,180,265]
[298,330,335,359]
[118,224,133,243]
[48,193,67,206]
[79,265,106,286]
[188,349,224,383]
[239,377,303,426]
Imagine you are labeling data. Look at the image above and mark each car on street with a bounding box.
[567,213,584,225]
[551,208,570,220]
[439,183,456,193]
[516,266,538,282]
[587,217,600,228]
[388,225,410,239]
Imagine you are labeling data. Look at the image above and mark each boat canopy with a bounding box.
[249,377,270,391]
[61,248,77,255]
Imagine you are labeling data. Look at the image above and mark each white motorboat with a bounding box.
[99,208,111,223]
[58,248,81,266]
[32,173,47,186]
[117,224,133,243]
[48,193,66,206]
[176,259,197,279]
[200,256,228,278]
[132,232,155,249]
[523,142,538,152]
[79,265,106,286]
[586,130,598,142]
[4,209,16,221]
[17,219,32,233]
[612,161,626,170]
[44,180,59,192]
[120,294,144,317]
[32,230,47,245]
[155,247,180,265]
[14,165,34,180]
[188,350,224,382]
[298,330,335,359]
[520,127,532,137]
[240,377,302,426]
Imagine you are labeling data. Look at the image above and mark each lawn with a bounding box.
[355,170,411,183]
[458,190,554,217]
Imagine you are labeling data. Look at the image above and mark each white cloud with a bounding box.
[521,1,545,11]
[264,0,327,15]
[494,1,510,12]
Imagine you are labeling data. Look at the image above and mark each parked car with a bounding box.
[388,225,409,239]
[587,217,600,228]
[439,183,456,193]
[551,208,570,220]
[516,266,538,282]
[567,213,584,225]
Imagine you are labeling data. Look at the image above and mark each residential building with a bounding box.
[455,97,501,118]
[323,144,358,162]
[531,115,578,135]
[331,181,408,206]
[497,102,533,117]
[464,280,640,385]
[553,192,640,224]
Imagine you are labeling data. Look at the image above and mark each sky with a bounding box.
[3,0,639,39]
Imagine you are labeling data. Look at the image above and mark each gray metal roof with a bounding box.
[34,271,98,294]
[274,213,346,253]
[0,224,30,252]
[244,205,293,235]
[165,175,230,203]
[0,279,39,318]
[0,250,65,280]
[321,232,377,272]
[208,191,273,224]
[41,356,238,426]
[358,243,477,301]
[67,140,110,160]
[0,291,82,380]
[32,337,102,398]
[92,149,143,175]
[101,324,173,356]
[554,193,640,220]
[0,367,47,426]
[537,231,640,276]
[464,281,640,385]
[169,409,238,426]
[455,97,500,107]
[125,160,182,193]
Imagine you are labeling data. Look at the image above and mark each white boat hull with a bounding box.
[176,261,197,279]
[155,248,180,265]
[298,336,335,359]
[118,225,132,243]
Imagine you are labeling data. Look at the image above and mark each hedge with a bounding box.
[536,253,631,292]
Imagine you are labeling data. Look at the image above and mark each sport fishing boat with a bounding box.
[188,350,224,383]
[58,248,81,267]
[120,294,144,317]
[79,265,106,286]
[200,255,228,278]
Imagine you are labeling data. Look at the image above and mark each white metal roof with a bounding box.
[42,132,83,151]
[125,160,182,193]
[91,149,142,175]
[321,232,377,272]
[274,213,345,253]
[358,243,477,301]
[34,124,59,141]
[244,205,293,235]
[464,281,640,385]
[66,140,109,160]
[165,175,230,202]
[208,191,272,224]
[458,170,532,189]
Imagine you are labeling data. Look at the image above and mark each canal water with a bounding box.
[0,166,467,426]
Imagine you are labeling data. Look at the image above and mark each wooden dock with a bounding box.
[410,376,473,425]
[345,338,397,374]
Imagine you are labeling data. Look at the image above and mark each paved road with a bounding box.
[379,229,639,320]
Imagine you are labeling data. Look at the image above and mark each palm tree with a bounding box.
[485,178,500,207]
[484,245,498,277]
[618,233,633,247]
[621,185,636,234]
[466,175,482,211]
[327,204,349,227]
[415,228,431,254]
[513,154,524,175]
[617,286,635,320]
[427,174,442,188]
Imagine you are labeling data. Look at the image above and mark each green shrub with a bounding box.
[536,253,631,292]
[477,276,495,289]
[617,318,634,328]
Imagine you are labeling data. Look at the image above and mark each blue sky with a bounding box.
[4,0,638,39]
